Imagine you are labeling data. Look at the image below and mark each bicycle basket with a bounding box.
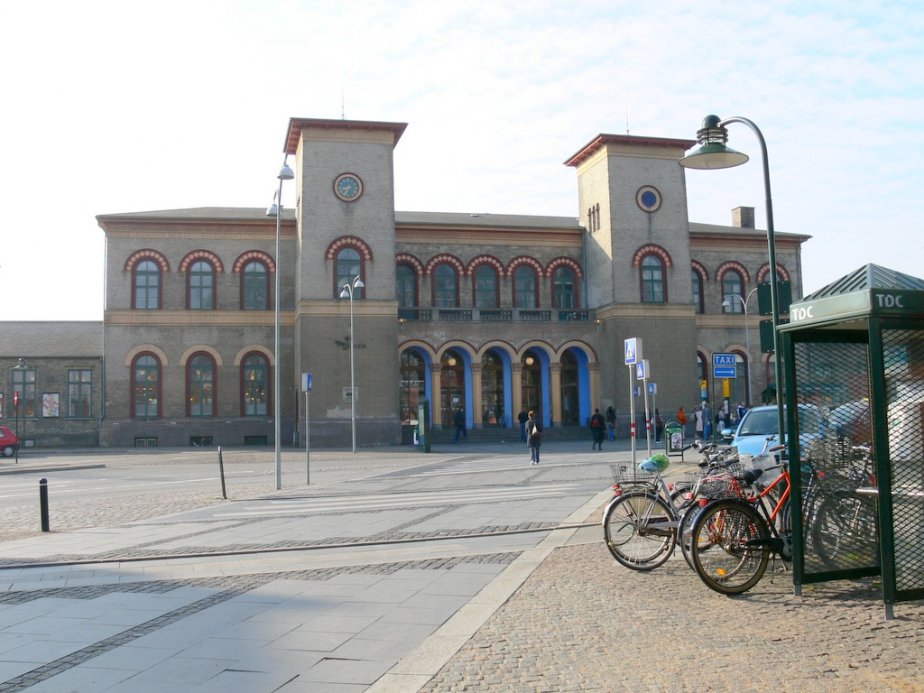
[610,463,660,487]
[695,468,745,500]
[739,451,779,474]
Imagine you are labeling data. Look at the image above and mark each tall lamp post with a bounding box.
[722,287,757,406]
[680,114,785,444]
[340,275,365,453]
[266,158,295,490]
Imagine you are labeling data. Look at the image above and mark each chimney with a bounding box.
[732,206,755,229]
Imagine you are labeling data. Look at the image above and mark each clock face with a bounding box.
[334,173,363,202]
[636,185,662,213]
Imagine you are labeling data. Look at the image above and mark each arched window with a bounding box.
[722,270,745,313]
[132,353,160,418]
[187,353,216,417]
[692,269,704,314]
[641,255,665,303]
[396,264,417,307]
[241,352,268,416]
[552,267,576,309]
[400,349,427,425]
[241,260,269,310]
[133,260,161,310]
[188,260,215,310]
[335,247,364,299]
[432,264,458,307]
[513,266,537,309]
[473,265,498,308]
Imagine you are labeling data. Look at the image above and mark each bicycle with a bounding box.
[687,443,791,595]
[602,446,746,571]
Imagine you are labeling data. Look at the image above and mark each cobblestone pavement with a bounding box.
[418,540,924,693]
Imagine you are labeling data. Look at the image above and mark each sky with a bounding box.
[1,0,922,321]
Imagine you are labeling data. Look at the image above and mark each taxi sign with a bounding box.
[712,353,736,378]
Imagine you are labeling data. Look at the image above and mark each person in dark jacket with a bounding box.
[518,410,529,442]
[453,408,467,443]
[526,410,542,464]
[590,408,606,450]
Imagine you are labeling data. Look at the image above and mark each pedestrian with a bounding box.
[605,406,617,441]
[453,408,467,443]
[703,402,712,439]
[518,410,529,442]
[694,404,704,440]
[526,410,542,464]
[717,404,727,432]
[654,408,663,443]
[677,406,687,438]
[590,408,606,450]
[737,401,747,422]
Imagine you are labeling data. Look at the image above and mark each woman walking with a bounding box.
[526,410,542,465]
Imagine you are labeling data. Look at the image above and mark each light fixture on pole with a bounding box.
[266,158,295,489]
[722,287,757,406]
[339,275,365,453]
[681,114,785,444]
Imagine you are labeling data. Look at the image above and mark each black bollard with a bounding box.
[39,478,50,532]
[218,446,227,499]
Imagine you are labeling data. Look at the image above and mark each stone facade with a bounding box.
[1,117,810,449]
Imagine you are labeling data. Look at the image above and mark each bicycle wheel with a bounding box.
[690,500,770,595]
[678,501,708,570]
[603,491,676,571]
[810,492,879,570]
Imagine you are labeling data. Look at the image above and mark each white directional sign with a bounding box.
[712,353,737,378]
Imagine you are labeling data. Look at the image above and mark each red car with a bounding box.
[0,425,20,457]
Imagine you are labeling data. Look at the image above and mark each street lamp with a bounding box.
[681,114,785,444]
[722,287,758,406]
[266,158,295,490]
[339,275,365,453]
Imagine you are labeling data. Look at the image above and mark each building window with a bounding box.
[11,366,36,418]
[722,270,744,313]
[513,266,537,309]
[473,265,499,309]
[242,260,269,310]
[396,264,417,307]
[188,260,215,310]
[432,264,458,307]
[692,270,704,314]
[400,349,427,425]
[132,354,160,418]
[552,267,576,309]
[133,260,160,310]
[335,247,364,298]
[242,353,268,416]
[187,353,215,417]
[641,255,665,303]
[67,369,92,418]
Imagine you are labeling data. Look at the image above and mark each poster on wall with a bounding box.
[42,393,60,418]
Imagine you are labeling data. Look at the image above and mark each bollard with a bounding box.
[218,446,227,499]
[39,478,50,532]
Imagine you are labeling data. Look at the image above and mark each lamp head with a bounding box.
[353,277,365,289]
[679,115,749,170]
[722,299,731,308]
[265,202,278,217]
[339,286,350,299]
[278,162,295,181]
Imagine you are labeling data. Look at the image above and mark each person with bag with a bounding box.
[605,406,617,441]
[590,408,606,450]
[526,410,542,464]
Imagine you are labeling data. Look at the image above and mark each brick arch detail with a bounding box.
[506,255,544,278]
[326,236,374,261]
[757,263,790,283]
[395,253,424,276]
[425,253,465,276]
[545,256,584,279]
[466,254,505,277]
[691,259,708,282]
[233,250,275,274]
[632,244,673,268]
[715,260,751,283]
[179,250,225,273]
[124,249,170,273]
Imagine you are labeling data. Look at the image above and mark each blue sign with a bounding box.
[302,372,313,392]
[624,338,640,365]
[712,353,737,379]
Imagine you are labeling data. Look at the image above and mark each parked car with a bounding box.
[724,403,826,457]
[0,425,20,457]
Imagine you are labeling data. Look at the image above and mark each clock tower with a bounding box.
[283,118,407,446]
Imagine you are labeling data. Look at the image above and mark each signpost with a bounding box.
[624,338,641,466]
[637,359,652,456]
[301,372,313,485]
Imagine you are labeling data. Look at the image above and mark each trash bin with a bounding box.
[665,421,684,457]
